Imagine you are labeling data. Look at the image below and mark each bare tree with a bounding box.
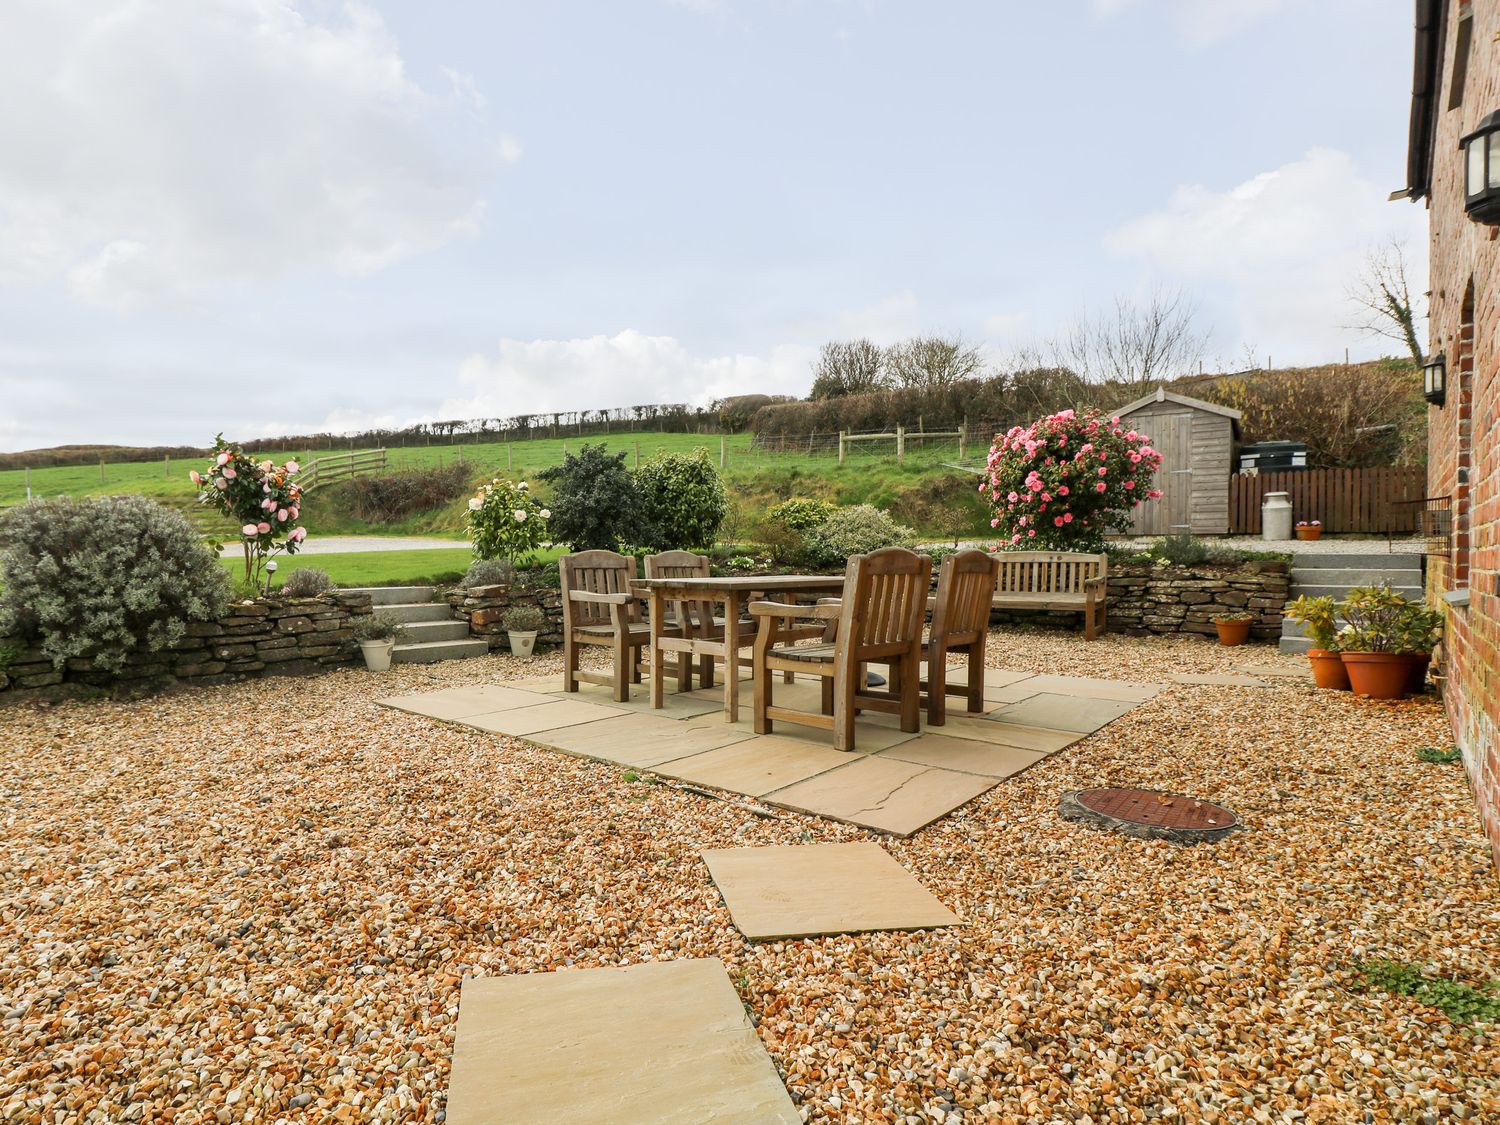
[1054,286,1209,384]
[809,338,889,399]
[1346,240,1425,363]
[884,335,988,389]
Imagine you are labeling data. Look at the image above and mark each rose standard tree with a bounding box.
[192,436,307,591]
[466,477,550,581]
[984,408,1164,551]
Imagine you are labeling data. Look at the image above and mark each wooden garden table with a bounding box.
[630,574,847,722]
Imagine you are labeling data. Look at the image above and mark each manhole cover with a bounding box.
[1058,787,1241,845]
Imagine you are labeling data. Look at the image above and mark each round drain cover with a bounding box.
[1059,787,1240,844]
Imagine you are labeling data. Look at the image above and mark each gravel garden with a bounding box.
[2,629,1496,1123]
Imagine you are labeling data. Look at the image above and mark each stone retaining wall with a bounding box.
[988,561,1290,640]
[0,591,372,701]
[446,583,564,650]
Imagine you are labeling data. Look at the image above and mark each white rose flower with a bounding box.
[539,508,551,519]
[468,498,483,510]
[513,509,527,522]
[518,481,529,490]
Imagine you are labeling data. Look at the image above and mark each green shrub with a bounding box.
[282,567,335,598]
[767,497,837,532]
[537,443,641,552]
[635,448,728,551]
[344,462,471,522]
[804,505,916,567]
[501,604,547,632]
[0,496,233,673]
[1284,595,1338,650]
[1151,533,1211,567]
[350,612,407,642]
[463,558,514,589]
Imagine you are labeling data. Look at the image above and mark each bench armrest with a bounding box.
[1083,575,1109,592]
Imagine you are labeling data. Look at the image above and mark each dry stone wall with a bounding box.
[0,591,372,701]
[447,583,564,650]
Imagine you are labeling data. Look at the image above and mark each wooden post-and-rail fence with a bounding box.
[1228,467,1426,535]
[294,448,387,493]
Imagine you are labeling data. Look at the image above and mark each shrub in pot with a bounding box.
[1211,610,1255,646]
[1393,601,1444,694]
[1336,584,1417,700]
[1283,594,1348,690]
[350,613,406,671]
[501,604,547,657]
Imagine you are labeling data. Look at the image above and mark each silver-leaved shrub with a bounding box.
[0,496,233,673]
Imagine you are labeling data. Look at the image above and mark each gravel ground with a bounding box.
[1,632,1495,1123]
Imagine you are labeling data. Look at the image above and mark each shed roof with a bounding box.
[1115,387,1243,438]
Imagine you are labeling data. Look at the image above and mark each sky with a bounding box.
[0,0,1427,451]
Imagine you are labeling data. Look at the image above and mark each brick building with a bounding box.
[1405,1,1500,871]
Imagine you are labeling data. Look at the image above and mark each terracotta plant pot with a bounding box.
[1214,619,1252,646]
[1295,526,1322,541]
[1340,652,1410,700]
[1400,652,1432,694]
[1306,648,1351,690]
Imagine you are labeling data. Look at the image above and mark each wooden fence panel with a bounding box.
[1226,467,1427,535]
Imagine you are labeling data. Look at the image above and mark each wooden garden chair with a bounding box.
[561,550,679,702]
[750,547,931,752]
[643,550,720,691]
[921,549,1002,726]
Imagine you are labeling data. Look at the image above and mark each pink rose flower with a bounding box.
[1095,482,1107,492]
[214,478,228,490]
[256,521,271,534]
[285,460,300,474]
[290,527,307,542]
[1054,516,1065,527]
[1059,485,1069,496]
[223,467,237,479]
[1027,529,1036,537]
[1063,513,1073,523]
[217,452,230,466]
[277,509,288,522]
[241,524,258,537]
[990,518,1000,528]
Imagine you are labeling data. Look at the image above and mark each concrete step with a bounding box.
[1289,583,1423,601]
[343,585,437,606]
[1289,567,1422,588]
[1279,635,1315,654]
[1291,553,1424,570]
[378,602,455,624]
[400,619,471,643]
[393,638,489,664]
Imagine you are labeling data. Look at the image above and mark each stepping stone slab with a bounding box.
[1010,674,1164,703]
[764,756,996,836]
[459,699,626,736]
[652,735,853,797]
[877,734,1047,779]
[529,711,755,767]
[1231,664,1309,680]
[447,958,798,1125]
[989,692,1139,735]
[941,715,1080,754]
[701,841,961,940]
[377,684,549,721]
[685,715,919,753]
[1166,673,1270,687]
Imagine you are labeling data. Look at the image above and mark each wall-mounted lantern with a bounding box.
[1461,110,1500,223]
[1423,352,1447,406]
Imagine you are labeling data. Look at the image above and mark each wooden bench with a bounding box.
[991,551,1109,640]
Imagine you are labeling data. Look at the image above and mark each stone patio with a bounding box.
[379,664,1164,836]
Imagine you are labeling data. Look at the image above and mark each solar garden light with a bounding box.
[1460,109,1500,224]
[264,559,278,597]
[1423,352,1447,408]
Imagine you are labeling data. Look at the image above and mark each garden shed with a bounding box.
[1116,387,1241,536]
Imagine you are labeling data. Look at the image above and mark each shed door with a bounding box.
[1129,410,1193,536]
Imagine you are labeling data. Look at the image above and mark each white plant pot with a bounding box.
[507,630,538,657]
[360,639,395,671]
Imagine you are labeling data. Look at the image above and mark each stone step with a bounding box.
[1289,583,1424,601]
[1279,635,1315,654]
[378,602,456,624]
[400,619,471,643]
[343,585,437,606]
[1290,553,1424,570]
[393,638,490,664]
[1289,567,1422,587]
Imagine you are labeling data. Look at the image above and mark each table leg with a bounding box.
[649,589,664,710]
[724,591,742,722]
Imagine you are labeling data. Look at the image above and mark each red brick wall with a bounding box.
[1426,3,1500,873]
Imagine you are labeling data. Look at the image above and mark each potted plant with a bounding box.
[350,612,406,671]
[1295,520,1322,541]
[1336,584,1414,699]
[1211,610,1255,646]
[1393,600,1444,694]
[1283,594,1348,690]
[501,604,547,657]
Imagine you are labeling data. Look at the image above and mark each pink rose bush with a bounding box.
[466,477,550,572]
[192,434,306,589]
[983,408,1165,551]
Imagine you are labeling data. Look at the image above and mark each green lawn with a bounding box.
[217,545,567,589]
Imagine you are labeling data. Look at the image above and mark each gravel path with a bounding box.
[1,633,1495,1122]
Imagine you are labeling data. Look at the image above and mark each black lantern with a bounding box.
[1461,110,1500,223]
[1423,352,1447,406]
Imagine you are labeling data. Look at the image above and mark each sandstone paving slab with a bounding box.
[877,734,1048,779]
[513,678,728,717]
[528,711,754,767]
[1008,673,1164,702]
[944,715,1079,754]
[989,692,1139,734]
[700,842,961,940]
[1231,664,1310,680]
[764,756,997,836]
[652,736,854,797]
[1166,673,1270,687]
[459,699,626,736]
[685,713,919,753]
[377,684,552,721]
[447,958,798,1125]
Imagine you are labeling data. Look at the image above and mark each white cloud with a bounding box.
[1107,148,1428,362]
[443,330,817,420]
[0,1,499,307]
[1093,0,1286,47]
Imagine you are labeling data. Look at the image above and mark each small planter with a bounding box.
[507,630,538,658]
[1295,525,1323,541]
[1399,652,1432,695]
[360,639,395,672]
[1214,619,1253,646]
[1340,652,1409,700]
[1306,648,1351,691]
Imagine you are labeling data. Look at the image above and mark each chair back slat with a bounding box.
[840,547,931,656]
[560,550,637,627]
[933,549,1002,643]
[644,551,715,632]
